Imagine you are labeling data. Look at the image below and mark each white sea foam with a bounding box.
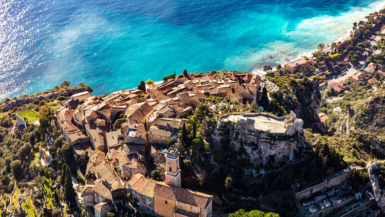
[248,0,385,73]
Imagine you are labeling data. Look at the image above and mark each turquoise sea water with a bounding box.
[0,0,384,99]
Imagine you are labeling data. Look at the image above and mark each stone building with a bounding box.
[127,148,213,217]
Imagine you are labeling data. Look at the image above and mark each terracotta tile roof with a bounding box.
[112,179,125,190]
[94,202,111,213]
[81,185,95,194]
[93,180,113,200]
[128,173,144,187]
[106,130,122,149]
[131,176,149,193]
[178,92,191,104]
[94,162,120,184]
[149,126,172,138]
[73,108,85,125]
[125,102,153,125]
[108,150,130,165]
[86,150,106,173]
[85,110,99,121]
[148,89,171,102]
[156,118,188,130]
[85,121,107,152]
[141,179,156,198]
[154,184,212,208]
[208,87,218,95]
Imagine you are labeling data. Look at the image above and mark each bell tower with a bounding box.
[165,148,181,187]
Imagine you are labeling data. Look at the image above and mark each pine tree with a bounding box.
[63,164,76,207]
[192,121,196,138]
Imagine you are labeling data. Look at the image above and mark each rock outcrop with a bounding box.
[2,87,91,112]
[212,112,306,165]
[368,161,385,211]
[283,80,326,133]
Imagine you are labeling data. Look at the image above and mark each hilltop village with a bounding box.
[1,7,385,217]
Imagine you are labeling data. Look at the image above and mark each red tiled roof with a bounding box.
[154,184,212,208]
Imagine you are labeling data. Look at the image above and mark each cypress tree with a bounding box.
[60,164,66,186]
[63,164,76,207]
[138,80,146,92]
[183,69,188,77]
[182,124,187,145]
[192,121,196,138]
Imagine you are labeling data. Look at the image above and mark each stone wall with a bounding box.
[2,87,91,112]
[296,169,354,201]
[368,161,385,212]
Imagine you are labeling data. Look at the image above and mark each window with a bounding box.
[160,136,162,140]
[165,201,168,204]
[149,198,152,201]
[152,139,154,143]
[169,167,172,172]
[164,114,166,117]
[143,196,147,200]
[105,206,109,209]
[160,140,162,144]
[165,137,167,141]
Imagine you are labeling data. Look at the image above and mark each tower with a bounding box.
[165,148,181,187]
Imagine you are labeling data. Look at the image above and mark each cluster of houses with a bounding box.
[52,71,263,217]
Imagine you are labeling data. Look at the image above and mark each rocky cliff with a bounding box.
[368,161,385,211]
[263,77,326,134]
[1,87,92,112]
[211,113,306,166]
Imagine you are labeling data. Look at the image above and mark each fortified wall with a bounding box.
[211,111,305,165]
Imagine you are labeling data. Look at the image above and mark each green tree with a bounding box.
[145,79,154,85]
[276,64,282,71]
[224,176,233,189]
[10,160,23,179]
[63,164,76,207]
[317,43,325,51]
[325,89,332,97]
[183,69,188,77]
[192,137,204,150]
[250,101,258,110]
[192,121,197,138]
[60,81,70,88]
[263,65,273,72]
[288,79,300,90]
[138,80,146,92]
[181,124,187,145]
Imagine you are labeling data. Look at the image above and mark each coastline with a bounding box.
[251,1,385,77]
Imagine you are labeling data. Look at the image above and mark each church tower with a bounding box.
[165,148,181,187]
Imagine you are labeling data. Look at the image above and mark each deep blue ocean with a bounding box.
[0,0,384,99]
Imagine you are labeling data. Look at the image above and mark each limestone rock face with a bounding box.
[368,161,385,211]
[2,87,91,111]
[212,114,305,166]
